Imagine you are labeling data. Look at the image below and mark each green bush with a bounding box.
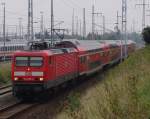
[0,63,11,84]
[67,92,81,112]
[142,26,150,44]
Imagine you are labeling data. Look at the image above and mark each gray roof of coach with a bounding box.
[99,40,136,45]
[50,47,77,55]
[62,39,105,51]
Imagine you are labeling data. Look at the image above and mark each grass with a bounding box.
[56,46,150,119]
[0,62,11,85]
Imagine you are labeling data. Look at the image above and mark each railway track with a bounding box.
[0,85,12,96]
[0,85,39,119]
[0,101,38,119]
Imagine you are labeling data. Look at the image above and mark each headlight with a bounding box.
[14,77,18,81]
[39,78,44,81]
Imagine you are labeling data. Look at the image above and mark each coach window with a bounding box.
[105,52,108,56]
[108,51,110,56]
[109,51,111,55]
[100,52,103,57]
[80,56,86,64]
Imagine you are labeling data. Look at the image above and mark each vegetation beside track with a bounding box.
[0,63,11,85]
[57,46,150,119]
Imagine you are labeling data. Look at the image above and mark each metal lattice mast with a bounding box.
[79,19,82,37]
[28,0,30,41]
[142,0,146,29]
[117,11,119,29]
[51,0,54,45]
[135,0,149,30]
[83,8,86,39]
[76,16,78,36]
[2,3,6,61]
[40,11,44,41]
[122,0,127,59]
[116,11,121,31]
[92,5,95,40]
[103,15,105,36]
[72,9,75,36]
[28,0,33,41]
[31,0,34,40]
[19,18,22,40]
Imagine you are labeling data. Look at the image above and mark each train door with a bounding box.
[79,55,88,75]
[48,56,55,80]
[101,47,110,65]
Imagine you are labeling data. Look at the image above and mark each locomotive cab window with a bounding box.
[15,57,28,66]
[30,57,43,67]
[15,56,43,67]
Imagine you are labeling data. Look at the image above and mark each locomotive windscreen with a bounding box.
[15,57,43,67]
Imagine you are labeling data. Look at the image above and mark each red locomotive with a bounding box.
[11,39,136,98]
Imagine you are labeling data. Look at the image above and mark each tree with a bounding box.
[142,26,150,44]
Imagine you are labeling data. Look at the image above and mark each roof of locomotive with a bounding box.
[13,47,77,56]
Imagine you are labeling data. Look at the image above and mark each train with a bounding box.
[0,41,26,61]
[11,39,136,98]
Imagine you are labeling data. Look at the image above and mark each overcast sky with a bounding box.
[0,0,149,34]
